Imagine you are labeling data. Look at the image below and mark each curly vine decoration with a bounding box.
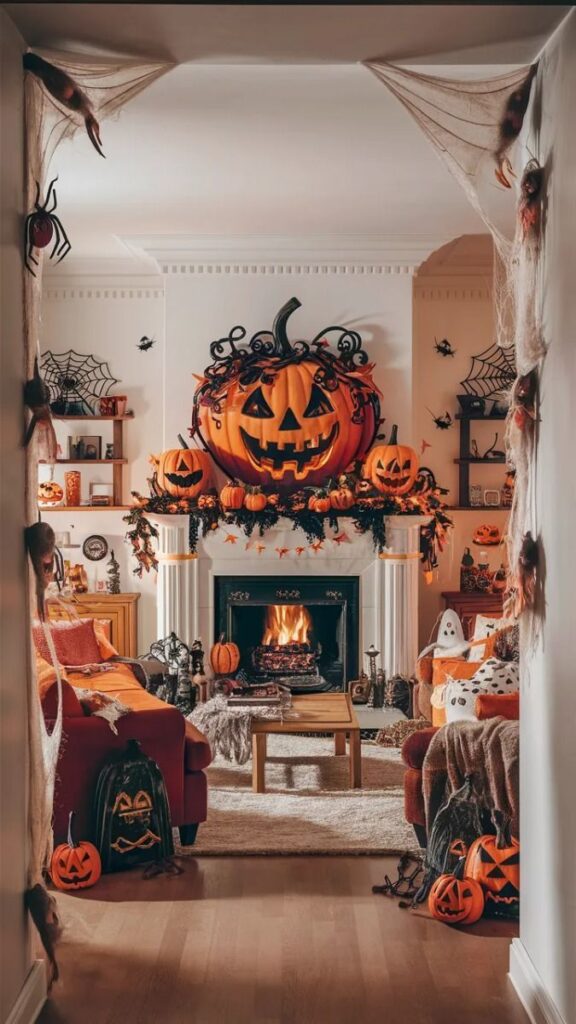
[191,297,380,442]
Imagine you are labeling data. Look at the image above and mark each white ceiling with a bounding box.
[6,4,568,268]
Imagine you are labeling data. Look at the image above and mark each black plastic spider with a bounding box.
[24,177,71,276]
[434,337,456,357]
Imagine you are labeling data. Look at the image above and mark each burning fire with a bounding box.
[262,604,312,646]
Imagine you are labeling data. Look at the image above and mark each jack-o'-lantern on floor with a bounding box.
[191,297,381,493]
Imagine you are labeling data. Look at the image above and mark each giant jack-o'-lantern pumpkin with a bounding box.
[192,298,380,492]
[362,425,419,495]
[149,443,212,500]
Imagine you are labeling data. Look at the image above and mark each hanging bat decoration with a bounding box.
[494,64,538,188]
[434,337,456,357]
[427,409,453,430]
[23,357,58,462]
[420,439,432,455]
[511,371,538,431]
[519,160,544,239]
[505,531,538,618]
[24,178,71,276]
[23,52,105,157]
[137,336,156,352]
[25,521,57,620]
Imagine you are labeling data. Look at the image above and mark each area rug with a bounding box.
[177,735,419,856]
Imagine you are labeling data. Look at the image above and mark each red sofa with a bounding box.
[41,661,212,846]
[402,692,520,847]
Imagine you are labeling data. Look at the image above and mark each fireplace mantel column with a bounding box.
[150,515,198,646]
[378,516,430,679]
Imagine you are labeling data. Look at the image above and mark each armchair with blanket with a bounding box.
[35,617,212,846]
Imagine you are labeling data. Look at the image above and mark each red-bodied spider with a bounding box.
[24,177,71,276]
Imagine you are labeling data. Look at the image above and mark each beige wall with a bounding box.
[513,12,576,1024]
[0,10,34,1022]
[413,238,509,645]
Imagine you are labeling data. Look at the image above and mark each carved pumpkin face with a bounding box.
[362,425,419,495]
[38,480,64,506]
[193,298,380,493]
[199,362,375,491]
[465,834,519,911]
[50,812,101,891]
[428,862,484,925]
[150,447,212,499]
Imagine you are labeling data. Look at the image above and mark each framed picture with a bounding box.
[69,435,102,460]
[89,482,113,507]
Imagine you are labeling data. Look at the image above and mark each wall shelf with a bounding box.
[48,414,133,505]
[454,457,506,465]
[456,413,508,506]
[455,412,507,421]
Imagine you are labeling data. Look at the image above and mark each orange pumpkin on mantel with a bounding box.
[210,635,240,676]
[329,485,355,511]
[308,493,331,514]
[220,482,245,509]
[150,444,212,500]
[244,489,267,513]
[362,425,419,496]
[50,811,101,891]
[192,298,380,493]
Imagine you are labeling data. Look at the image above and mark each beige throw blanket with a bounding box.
[423,718,519,836]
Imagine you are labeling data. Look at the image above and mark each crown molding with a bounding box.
[121,234,447,276]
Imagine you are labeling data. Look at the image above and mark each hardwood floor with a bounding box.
[40,856,527,1024]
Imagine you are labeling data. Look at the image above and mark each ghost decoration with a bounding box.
[418,609,469,661]
[431,678,485,723]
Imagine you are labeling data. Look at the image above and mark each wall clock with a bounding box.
[82,535,108,561]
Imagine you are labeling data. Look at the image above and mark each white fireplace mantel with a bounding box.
[151,514,430,680]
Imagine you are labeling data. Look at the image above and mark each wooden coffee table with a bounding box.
[251,692,362,794]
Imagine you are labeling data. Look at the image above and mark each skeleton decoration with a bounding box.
[23,52,105,157]
[25,521,57,620]
[23,357,57,462]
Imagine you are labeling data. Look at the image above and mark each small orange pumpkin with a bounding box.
[210,634,240,675]
[362,425,419,495]
[220,482,246,509]
[308,494,331,514]
[267,493,280,507]
[244,490,267,512]
[198,493,216,509]
[329,485,355,511]
[149,444,212,500]
[428,857,484,926]
[50,811,101,891]
[465,832,519,913]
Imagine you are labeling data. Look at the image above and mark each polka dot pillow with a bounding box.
[431,677,489,722]
[470,657,519,696]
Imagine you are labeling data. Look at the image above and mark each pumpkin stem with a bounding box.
[273,297,301,356]
[389,424,399,445]
[218,632,225,643]
[453,857,467,881]
[67,810,78,849]
[177,434,190,450]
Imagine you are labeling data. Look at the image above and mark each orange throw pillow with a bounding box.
[475,692,520,721]
[33,619,103,668]
[93,619,119,660]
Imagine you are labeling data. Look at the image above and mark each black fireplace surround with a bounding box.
[214,576,359,691]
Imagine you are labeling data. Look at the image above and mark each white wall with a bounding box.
[413,238,510,645]
[511,13,576,1024]
[41,279,164,651]
[41,259,414,651]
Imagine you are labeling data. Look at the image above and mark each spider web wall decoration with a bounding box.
[460,343,516,400]
[40,349,120,415]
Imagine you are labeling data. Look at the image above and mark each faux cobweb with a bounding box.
[460,343,516,400]
[40,349,120,414]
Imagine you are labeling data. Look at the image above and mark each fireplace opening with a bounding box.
[214,577,359,692]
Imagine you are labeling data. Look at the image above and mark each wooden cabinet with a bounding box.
[441,591,504,640]
[48,593,140,658]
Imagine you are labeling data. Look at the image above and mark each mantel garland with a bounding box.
[124,483,452,576]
